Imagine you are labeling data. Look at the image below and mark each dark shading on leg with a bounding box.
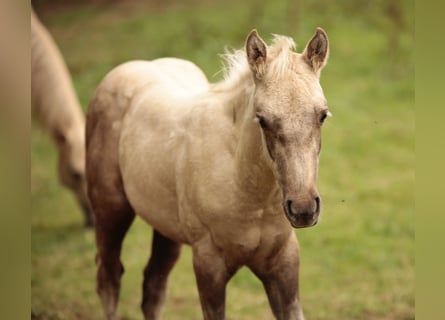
[86,85,137,319]
[250,236,305,320]
[259,272,304,320]
[94,201,135,320]
[141,230,181,320]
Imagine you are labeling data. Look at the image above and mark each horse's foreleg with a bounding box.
[141,230,181,320]
[252,235,305,320]
[192,237,235,320]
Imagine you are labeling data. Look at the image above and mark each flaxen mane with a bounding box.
[214,34,297,91]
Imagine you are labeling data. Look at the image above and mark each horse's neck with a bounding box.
[228,85,281,204]
[32,12,85,140]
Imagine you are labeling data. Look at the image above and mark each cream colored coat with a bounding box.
[31,10,92,226]
[87,28,330,320]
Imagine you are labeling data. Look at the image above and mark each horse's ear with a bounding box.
[302,27,329,74]
[246,29,267,79]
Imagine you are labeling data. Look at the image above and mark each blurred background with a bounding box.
[31,0,414,319]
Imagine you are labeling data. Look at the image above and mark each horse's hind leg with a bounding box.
[94,199,135,320]
[86,94,135,320]
[141,230,181,320]
[87,164,135,320]
[89,187,135,320]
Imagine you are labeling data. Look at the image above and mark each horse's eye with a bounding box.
[320,110,332,124]
[256,114,267,129]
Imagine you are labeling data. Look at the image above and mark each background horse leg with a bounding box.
[192,237,236,320]
[251,235,305,320]
[141,230,181,320]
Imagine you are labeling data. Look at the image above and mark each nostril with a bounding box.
[286,200,294,215]
[71,170,83,184]
[314,196,320,213]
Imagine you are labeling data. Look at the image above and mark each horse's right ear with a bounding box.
[246,29,267,79]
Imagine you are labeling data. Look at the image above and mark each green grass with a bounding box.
[32,1,414,319]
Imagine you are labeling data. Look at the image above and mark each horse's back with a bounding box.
[87,57,208,136]
[98,58,207,100]
[86,58,209,242]
[87,58,208,131]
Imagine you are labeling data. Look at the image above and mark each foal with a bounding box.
[86,28,330,320]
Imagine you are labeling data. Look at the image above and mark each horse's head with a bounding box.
[246,28,330,228]
[54,124,94,226]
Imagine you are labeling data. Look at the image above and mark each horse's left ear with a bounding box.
[302,27,329,74]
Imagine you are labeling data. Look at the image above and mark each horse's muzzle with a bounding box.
[283,196,320,228]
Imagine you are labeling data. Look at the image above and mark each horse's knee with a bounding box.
[96,255,124,286]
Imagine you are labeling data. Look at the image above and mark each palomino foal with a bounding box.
[86,28,330,320]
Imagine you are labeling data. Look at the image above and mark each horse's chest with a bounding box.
[202,205,292,263]
[212,223,262,262]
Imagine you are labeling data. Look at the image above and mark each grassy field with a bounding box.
[31,1,414,319]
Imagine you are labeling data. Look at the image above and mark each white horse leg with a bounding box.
[141,230,181,320]
[192,238,235,320]
[251,235,305,320]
